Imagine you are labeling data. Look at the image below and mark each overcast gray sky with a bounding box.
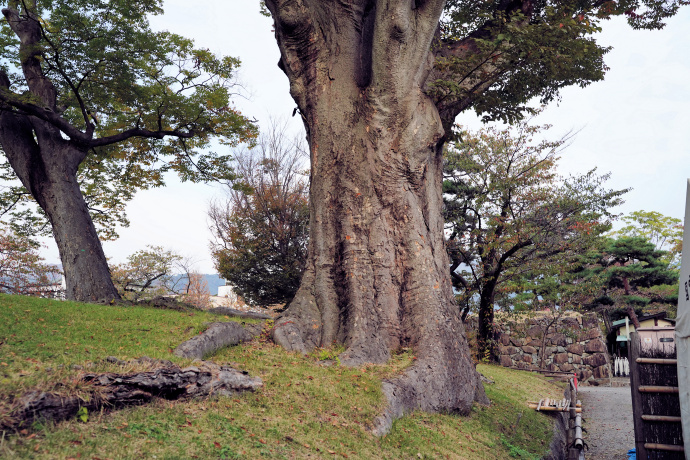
[41,2,690,273]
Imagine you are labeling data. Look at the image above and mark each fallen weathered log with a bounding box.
[95,296,274,320]
[174,321,264,360]
[5,360,262,432]
[93,296,198,311]
[207,307,273,320]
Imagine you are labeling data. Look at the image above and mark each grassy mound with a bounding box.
[0,294,564,459]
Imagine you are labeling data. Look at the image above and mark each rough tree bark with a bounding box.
[0,6,120,301]
[4,359,262,432]
[0,110,119,301]
[174,321,264,360]
[622,276,641,328]
[265,0,491,433]
[478,283,497,357]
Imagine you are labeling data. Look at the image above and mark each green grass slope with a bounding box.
[0,294,564,459]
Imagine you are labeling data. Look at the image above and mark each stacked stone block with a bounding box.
[495,312,611,385]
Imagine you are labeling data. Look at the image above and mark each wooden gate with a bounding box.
[629,331,684,459]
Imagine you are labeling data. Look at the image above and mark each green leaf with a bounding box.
[76,406,88,423]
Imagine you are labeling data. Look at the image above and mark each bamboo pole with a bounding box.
[527,404,581,413]
[574,414,583,449]
[638,385,679,394]
[636,358,678,365]
[641,415,682,422]
[629,332,647,460]
[644,443,685,452]
[528,401,581,407]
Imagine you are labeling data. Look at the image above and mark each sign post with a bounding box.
[675,179,690,458]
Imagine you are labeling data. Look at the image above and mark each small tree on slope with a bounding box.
[209,121,309,307]
[0,0,256,302]
[443,119,627,356]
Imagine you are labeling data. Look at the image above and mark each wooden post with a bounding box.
[629,332,648,459]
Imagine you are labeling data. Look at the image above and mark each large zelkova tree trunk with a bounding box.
[0,104,120,302]
[266,0,488,434]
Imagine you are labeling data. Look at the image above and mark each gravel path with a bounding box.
[579,386,635,459]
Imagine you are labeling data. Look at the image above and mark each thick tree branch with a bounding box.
[0,87,194,148]
[2,5,58,110]
[0,89,90,143]
[371,0,445,91]
[428,36,507,129]
[89,127,194,147]
[496,238,533,270]
[451,270,469,290]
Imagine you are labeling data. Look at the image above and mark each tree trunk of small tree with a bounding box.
[622,275,641,328]
[266,0,487,432]
[0,109,120,302]
[478,286,497,360]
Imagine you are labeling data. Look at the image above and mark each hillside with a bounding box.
[201,273,225,296]
[170,273,226,296]
[0,294,564,459]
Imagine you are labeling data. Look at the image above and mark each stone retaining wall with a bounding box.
[493,312,611,385]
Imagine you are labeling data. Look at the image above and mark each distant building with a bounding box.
[25,274,66,300]
[637,326,676,354]
[215,280,243,307]
[610,312,675,356]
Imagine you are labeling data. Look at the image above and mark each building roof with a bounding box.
[611,311,675,330]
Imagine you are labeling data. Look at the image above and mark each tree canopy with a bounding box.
[209,122,309,307]
[0,224,61,295]
[573,235,679,327]
[111,245,187,301]
[432,0,688,126]
[610,210,683,266]
[443,118,627,352]
[0,0,256,300]
[0,0,254,163]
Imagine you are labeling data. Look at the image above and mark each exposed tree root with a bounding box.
[93,297,275,321]
[206,307,273,320]
[92,296,196,312]
[3,359,261,432]
[174,321,264,360]
[371,358,490,436]
[273,313,490,437]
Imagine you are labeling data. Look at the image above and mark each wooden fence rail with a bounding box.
[629,331,684,459]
